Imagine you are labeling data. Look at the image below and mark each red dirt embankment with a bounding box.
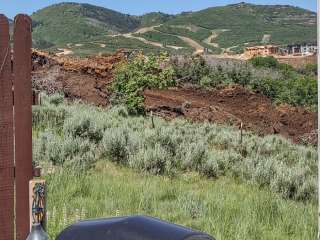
[276,55,316,68]
[32,50,128,106]
[144,85,317,144]
[32,50,317,145]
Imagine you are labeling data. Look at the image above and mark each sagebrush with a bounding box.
[33,96,317,201]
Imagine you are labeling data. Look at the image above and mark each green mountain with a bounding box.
[140,12,175,27]
[159,2,316,49]
[32,2,140,47]
[31,2,317,55]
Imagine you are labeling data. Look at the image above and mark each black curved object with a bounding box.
[56,215,215,240]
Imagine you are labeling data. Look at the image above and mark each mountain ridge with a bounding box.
[30,2,317,55]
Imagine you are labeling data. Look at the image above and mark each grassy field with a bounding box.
[46,162,316,239]
[32,96,317,239]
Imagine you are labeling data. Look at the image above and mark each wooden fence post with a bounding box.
[13,14,33,240]
[0,14,14,240]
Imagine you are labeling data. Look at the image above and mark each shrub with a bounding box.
[101,127,132,164]
[33,102,317,201]
[62,138,97,172]
[63,112,104,143]
[129,144,175,175]
[297,63,318,76]
[249,56,280,69]
[33,105,67,130]
[200,156,219,178]
[183,142,208,171]
[44,93,65,106]
[112,52,176,113]
[172,55,317,108]
[33,130,98,171]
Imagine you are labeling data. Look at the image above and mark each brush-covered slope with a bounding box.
[159,2,316,48]
[139,12,175,27]
[31,2,317,54]
[31,2,140,47]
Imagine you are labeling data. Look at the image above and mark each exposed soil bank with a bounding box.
[32,50,127,106]
[32,50,317,145]
[144,85,317,145]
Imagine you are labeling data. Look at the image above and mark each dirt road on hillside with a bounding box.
[122,33,164,48]
[177,36,204,54]
[116,24,206,54]
[203,32,219,48]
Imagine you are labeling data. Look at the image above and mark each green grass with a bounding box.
[33,98,317,201]
[32,96,317,239]
[45,161,316,239]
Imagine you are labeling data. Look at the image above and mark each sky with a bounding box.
[0,0,317,19]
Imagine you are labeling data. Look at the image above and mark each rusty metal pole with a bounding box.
[13,14,33,240]
[0,14,14,240]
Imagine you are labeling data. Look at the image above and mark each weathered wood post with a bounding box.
[0,14,15,240]
[0,14,33,240]
[239,122,243,145]
[13,14,33,240]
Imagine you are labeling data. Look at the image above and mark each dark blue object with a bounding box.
[56,215,215,240]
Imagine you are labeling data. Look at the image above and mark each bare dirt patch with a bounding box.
[32,50,127,106]
[144,85,317,144]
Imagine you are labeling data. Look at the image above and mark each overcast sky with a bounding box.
[0,0,317,19]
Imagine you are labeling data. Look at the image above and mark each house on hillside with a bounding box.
[244,45,279,58]
[281,43,318,56]
[245,43,317,58]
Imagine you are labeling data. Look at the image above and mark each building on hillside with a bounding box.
[283,43,317,56]
[244,45,279,58]
[245,43,318,58]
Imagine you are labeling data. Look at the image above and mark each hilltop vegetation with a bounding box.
[32,2,140,47]
[30,2,317,55]
[165,3,316,48]
[112,54,317,113]
[140,12,175,27]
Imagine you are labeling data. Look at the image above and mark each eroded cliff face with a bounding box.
[32,49,128,106]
